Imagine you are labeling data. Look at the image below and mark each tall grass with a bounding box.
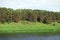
[0,21,60,33]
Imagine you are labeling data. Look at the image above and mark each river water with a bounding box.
[0,33,60,40]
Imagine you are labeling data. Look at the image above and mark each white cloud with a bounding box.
[0,0,60,11]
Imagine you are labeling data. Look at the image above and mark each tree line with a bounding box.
[0,7,60,24]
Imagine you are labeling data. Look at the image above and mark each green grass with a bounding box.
[0,21,60,33]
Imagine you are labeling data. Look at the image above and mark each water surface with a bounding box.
[0,33,60,40]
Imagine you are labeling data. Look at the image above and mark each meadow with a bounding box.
[0,21,60,33]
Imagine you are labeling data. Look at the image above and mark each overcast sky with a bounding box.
[0,0,60,12]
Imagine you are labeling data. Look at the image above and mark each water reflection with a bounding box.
[0,33,60,40]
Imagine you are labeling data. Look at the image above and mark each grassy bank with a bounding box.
[0,21,60,33]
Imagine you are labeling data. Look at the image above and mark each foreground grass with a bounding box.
[0,21,60,33]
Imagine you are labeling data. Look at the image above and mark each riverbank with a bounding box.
[0,21,60,33]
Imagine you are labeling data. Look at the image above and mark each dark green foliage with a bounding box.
[0,7,60,24]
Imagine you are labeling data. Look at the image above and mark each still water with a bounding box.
[0,33,60,40]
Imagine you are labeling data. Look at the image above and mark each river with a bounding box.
[0,33,60,40]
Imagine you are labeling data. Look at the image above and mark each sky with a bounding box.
[0,0,60,12]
